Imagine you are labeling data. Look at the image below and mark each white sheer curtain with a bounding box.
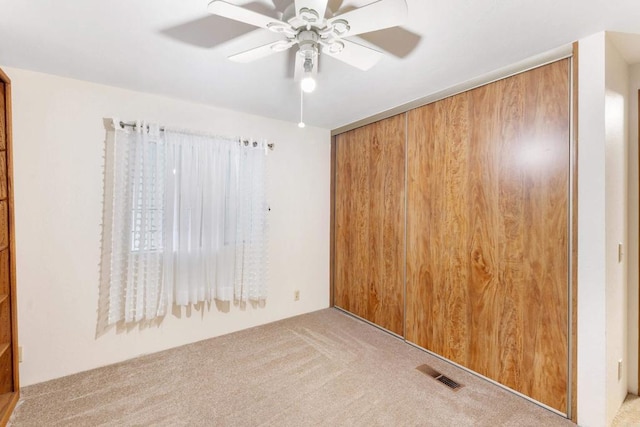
[102,121,167,324]
[234,141,268,301]
[101,121,268,326]
[163,131,269,305]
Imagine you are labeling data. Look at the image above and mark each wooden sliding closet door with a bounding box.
[406,59,570,413]
[334,114,405,336]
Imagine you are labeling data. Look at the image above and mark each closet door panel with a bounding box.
[406,93,472,362]
[515,60,570,406]
[406,59,570,413]
[335,114,405,335]
[335,122,365,318]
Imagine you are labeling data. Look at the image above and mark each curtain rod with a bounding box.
[118,121,275,151]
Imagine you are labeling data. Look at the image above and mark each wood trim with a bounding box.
[330,135,336,307]
[0,67,19,425]
[0,70,8,87]
[0,392,18,426]
[0,344,9,359]
[571,41,579,424]
[3,70,18,396]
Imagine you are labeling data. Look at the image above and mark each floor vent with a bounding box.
[416,364,464,392]
[435,375,462,390]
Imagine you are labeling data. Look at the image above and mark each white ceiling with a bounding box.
[1,0,640,129]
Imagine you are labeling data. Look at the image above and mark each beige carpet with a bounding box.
[9,308,574,426]
[613,394,640,426]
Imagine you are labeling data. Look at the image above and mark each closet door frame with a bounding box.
[330,136,336,308]
[569,42,578,423]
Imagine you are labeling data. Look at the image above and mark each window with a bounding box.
[130,141,163,253]
[99,121,269,326]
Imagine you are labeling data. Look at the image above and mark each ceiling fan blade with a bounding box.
[327,0,408,37]
[294,0,329,23]
[160,15,257,49]
[355,27,421,58]
[322,39,383,70]
[207,0,289,30]
[229,40,296,63]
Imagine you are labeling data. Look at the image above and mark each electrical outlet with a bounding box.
[18,346,22,363]
[294,290,300,301]
[618,359,623,380]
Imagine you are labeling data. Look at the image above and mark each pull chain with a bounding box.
[298,89,305,128]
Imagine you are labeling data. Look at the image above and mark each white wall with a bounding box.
[604,36,630,426]
[578,31,609,427]
[3,67,331,387]
[578,32,632,427]
[628,62,640,396]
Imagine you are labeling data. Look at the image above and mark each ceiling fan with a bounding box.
[207,0,409,92]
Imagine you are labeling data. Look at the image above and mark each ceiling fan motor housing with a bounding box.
[281,3,347,54]
[298,30,319,60]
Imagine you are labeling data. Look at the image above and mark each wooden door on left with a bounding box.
[334,114,406,336]
[0,67,19,425]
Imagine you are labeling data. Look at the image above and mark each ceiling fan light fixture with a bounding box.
[301,76,316,93]
[299,50,317,93]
